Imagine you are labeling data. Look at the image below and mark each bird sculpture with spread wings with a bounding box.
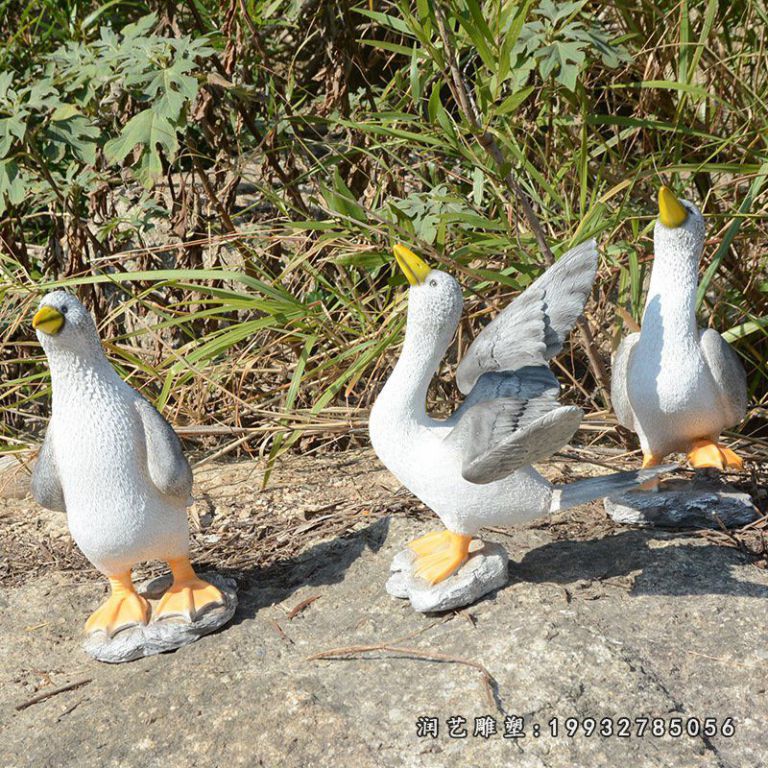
[370,242,672,585]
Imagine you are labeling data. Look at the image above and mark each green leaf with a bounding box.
[104,108,179,187]
[146,61,199,122]
[47,111,100,165]
[495,85,534,116]
[0,159,26,213]
[0,116,25,157]
[318,169,367,223]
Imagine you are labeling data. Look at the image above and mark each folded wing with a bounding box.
[699,328,747,427]
[611,332,639,430]
[446,383,583,485]
[134,396,193,504]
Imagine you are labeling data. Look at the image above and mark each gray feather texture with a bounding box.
[456,239,598,394]
[699,328,748,427]
[134,397,193,502]
[31,427,66,512]
[449,366,559,425]
[611,332,639,430]
[551,465,676,512]
[447,393,583,485]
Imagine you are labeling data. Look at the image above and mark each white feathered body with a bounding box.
[48,355,189,576]
[368,240,662,537]
[620,215,740,457]
[369,341,553,537]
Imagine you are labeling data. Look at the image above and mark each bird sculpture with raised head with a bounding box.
[612,187,747,470]
[31,291,223,637]
[370,242,671,586]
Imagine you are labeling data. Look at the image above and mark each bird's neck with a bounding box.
[48,349,122,407]
[641,248,699,342]
[375,324,451,422]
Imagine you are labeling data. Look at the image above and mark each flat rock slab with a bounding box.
[605,478,758,529]
[4,452,768,768]
[83,572,237,664]
[386,540,508,612]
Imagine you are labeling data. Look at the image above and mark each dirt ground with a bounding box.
[1,448,767,767]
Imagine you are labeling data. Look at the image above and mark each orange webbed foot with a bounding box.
[85,573,150,637]
[408,530,472,585]
[155,558,224,622]
[688,440,744,471]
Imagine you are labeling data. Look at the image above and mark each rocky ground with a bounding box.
[1,449,767,767]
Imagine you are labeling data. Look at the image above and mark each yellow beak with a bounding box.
[658,186,688,228]
[393,243,431,286]
[32,305,65,335]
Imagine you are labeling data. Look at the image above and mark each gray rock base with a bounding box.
[605,478,758,529]
[83,572,238,664]
[386,540,508,613]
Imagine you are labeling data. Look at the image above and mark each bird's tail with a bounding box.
[549,465,676,513]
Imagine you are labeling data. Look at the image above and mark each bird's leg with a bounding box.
[84,571,150,637]
[639,453,664,491]
[409,530,472,585]
[155,557,224,622]
[642,453,662,468]
[687,439,743,471]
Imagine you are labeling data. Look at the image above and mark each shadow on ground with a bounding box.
[513,528,768,598]
[229,516,391,623]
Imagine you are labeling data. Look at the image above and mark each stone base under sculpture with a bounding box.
[605,478,757,529]
[386,540,508,613]
[83,572,238,664]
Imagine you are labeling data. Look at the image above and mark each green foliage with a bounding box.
[513,0,631,91]
[0,0,766,464]
[0,12,213,219]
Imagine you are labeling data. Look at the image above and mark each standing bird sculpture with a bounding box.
[370,242,672,586]
[612,187,747,470]
[31,291,223,637]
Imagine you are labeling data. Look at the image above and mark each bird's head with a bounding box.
[32,290,101,358]
[654,185,705,264]
[393,244,464,345]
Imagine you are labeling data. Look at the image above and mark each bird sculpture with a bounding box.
[612,187,747,470]
[31,291,223,637]
[370,242,671,585]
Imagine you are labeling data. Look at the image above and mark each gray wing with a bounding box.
[456,239,598,394]
[611,332,639,430]
[447,365,560,426]
[134,396,193,502]
[31,425,66,512]
[699,328,747,426]
[445,388,583,485]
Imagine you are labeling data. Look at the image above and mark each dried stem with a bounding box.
[431,2,612,406]
[308,643,501,712]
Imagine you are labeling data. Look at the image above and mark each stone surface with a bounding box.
[605,478,758,529]
[83,573,237,664]
[1,452,767,767]
[386,540,508,612]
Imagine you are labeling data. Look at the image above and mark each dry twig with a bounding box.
[286,594,322,619]
[307,643,501,712]
[15,678,92,712]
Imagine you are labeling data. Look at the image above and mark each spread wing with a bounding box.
[447,365,560,425]
[445,388,583,485]
[31,425,66,512]
[134,397,193,503]
[455,239,598,394]
[611,332,639,430]
[699,328,747,427]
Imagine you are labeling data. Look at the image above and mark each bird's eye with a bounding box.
[429,279,438,287]
[60,305,68,314]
